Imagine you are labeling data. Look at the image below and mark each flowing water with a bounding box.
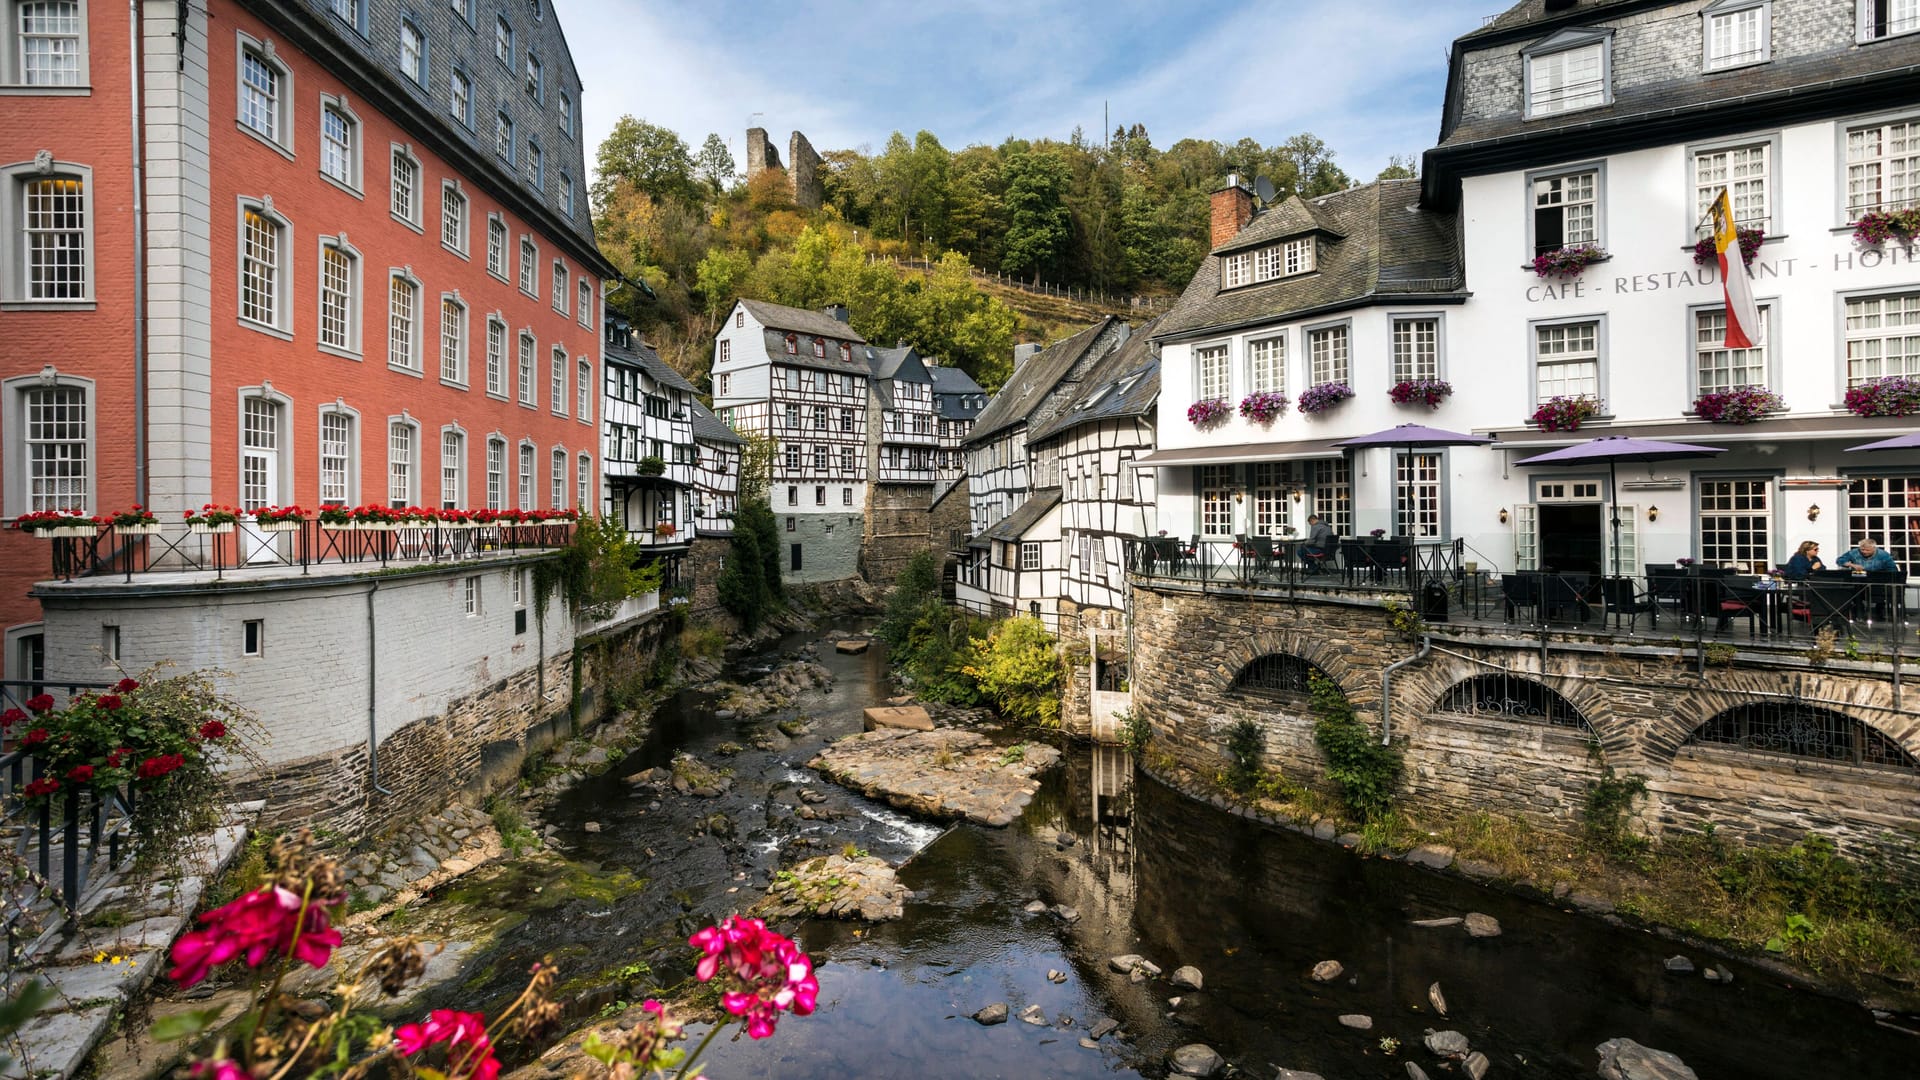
[424,623,1913,1079]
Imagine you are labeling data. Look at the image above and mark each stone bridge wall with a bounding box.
[1129,584,1920,876]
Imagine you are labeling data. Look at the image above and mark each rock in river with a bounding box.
[1463,1050,1490,1079]
[1662,955,1695,975]
[972,1003,1007,1026]
[808,729,1061,827]
[1170,965,1203,990]
[1425,1030,1471,1058]
[1309,960,1344,982]
[1019,1004,1048,1026]
[755,853,907,921]
[1338,1014,1373,1030]
[1428,981,1449,1017]
[1109,954,1162,977]
[1168,1043,1225,1077]
[1595,1037,1699,1080]
[1463,912,1502,938]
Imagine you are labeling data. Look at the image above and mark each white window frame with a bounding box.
[1697,475,1775,572]
[1841,287,1920,387]
[1859,0,1920,43]
[449,66,472,128]
[560,171,574,217]
[559,88,574,138]
[493,14,512,65]
[1246,334,1285,395]
[235,32,293,157]
[235,388,291,512]
[440,179,467,256]
[439,292,467,386]
[1703,0,1770,71]
[577,280,592,326]
[316,234,361,358]
[494,109,514,163]
[318,94,362,195]
[517,440,535,511]
[1530,314,1606,404]
[1689,301,1775,398]
[2,159,94,306]
[317,403,358,507]
[386,268,423,374]
[578,452,591,511]
[1198,464,1234,538]
[1527,162,1604,256]
[518,235,537,297]
[398,17,426,85]
[1193,342,1229,402]
[1306,320,1351,388]
[1842,109,1920,223]
[236,196,291,337]
[1522,28,1612,119]
[517,330,537,407]
[577,358,592,421]
[551,259,566,312]
[1019,542,1041,571]
[386,415,420,508]
[524,50,542,100]
[440,424,464,509]
[3,0,91,88]
[3,369,94,516]
[463,575,479,617]
[389,143,422,231]
[550,447,566,509]
[484,314,507,398]
[1221,250,1250,289]
[550,345,567,415]
[485,212,507,280]
[1389,314,1443,382]
[1689,133,1777,238]
[485,436,506,510]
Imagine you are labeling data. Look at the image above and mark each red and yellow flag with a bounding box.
[1710,189,1761,349]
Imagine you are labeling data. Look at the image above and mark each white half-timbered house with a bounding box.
[711,299,871,582]
[603,318,698,548]
[931,363,988,482]
[866,346,939,484]
[689,399,743,537]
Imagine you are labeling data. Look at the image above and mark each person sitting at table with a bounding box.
[1783,540,1824,579]
[1835,537,1898,573]
[1297,514,1334,574]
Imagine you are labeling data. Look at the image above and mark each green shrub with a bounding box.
[1309,673,1401,822]
[717,514,771,630]
[1223,718,1263,795]
[1581,765,1649,857]
[540,515,666,622]
[878,549,942,647]
[1118,707,1153,756]
[961,616,1061,727]
[737,499,784,606]
[901,601,982,704]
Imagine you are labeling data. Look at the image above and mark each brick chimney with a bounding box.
[1210,174,1254,249]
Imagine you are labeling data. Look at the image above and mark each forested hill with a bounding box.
[591,120,1408,392]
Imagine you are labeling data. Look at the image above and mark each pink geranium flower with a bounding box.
[689,915,819,1039]
[167,886,342,987]
[394,1010,499,1080]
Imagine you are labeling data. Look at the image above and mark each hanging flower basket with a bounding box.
[637,455,667,476]
[1853,208,1920,248]
[1237,391,1288,424]
[1692,385,1784,425]
[1692,225,1765,267]
[1530,244,1607,280]
[1844,376,1920,418]
[1530,395,1602,432]
[1186,399,1230,427]
[1297,382,1355,414]
[1388,379,1453,409]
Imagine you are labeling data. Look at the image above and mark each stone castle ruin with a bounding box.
[746,126,823,210]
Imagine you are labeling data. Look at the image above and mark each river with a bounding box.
[426,622,1912,1079]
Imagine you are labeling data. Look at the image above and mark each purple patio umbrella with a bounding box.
[1513,436,1727,576]
[1333,424,1494,536]
[1844,431,1920,453]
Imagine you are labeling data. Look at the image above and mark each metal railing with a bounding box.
[1122,535,1466,596]
[38,521,575,583]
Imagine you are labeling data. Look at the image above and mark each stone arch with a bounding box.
[1388,650,1633,757]
[1683,701,1919,772]
[1430,674,1594,734]
[1221,631,1372,707]
[1650,668,1916,767]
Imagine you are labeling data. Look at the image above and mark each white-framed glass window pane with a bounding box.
[577,453,590,510]
[1311,458,1351,535]
[1284,238,1313,275]
[388,276,417,369]
[550,348,566,413]
[1308,325,1350,386]
[441,187,465,249]
[388,423,413,507]
[1391,318,1439,381]
[485,319,505,394]
[486,218,505,275]
[1199,464,1233,537]
[1251,462,1287,534]
[440,299,464,382]
[1253,245,1281,282]
[441,430,461,509]
[519,239,536,293]
[517,444,534,510]
[24,385,85,511]
[577,360,591,418]
[19,1,82,85]
[517,334,535,404]
[486,440,505,510]
[240,209,277,325]
[1695,307,1769,392]
[1846,120,1920,220]
[524,53,541,98]
[577,281,591,324]
[1194,344,1229,400]
[1535,321,1600,400]
[1528,42,1605,115]
[240,50,278,139]
[1693,143,1769,233]
[495,111,512,159]
[1533,171,1596,253]
[330,0,359,24]
[1397,452,1441,538]
[23,176,85,300]
[239,397,277,511]
[321,107,353,184]
[1847,475,1920,576]
[463,575,478,616]
[1863,0,1920,41]
[494,16,510,61]
[550,449,565,508]
[1247,336,1284,394]
[526,141,542,187]
[1844,291,1920,384]
[560,90,573,135]
[1221,252,1249,289]
[390,150,417,221]
[399,21,422,83]
[1706,5,1764,69]
[450,70,470,124]
[319,245,351,349]
[551,262,566,310]
[319,412,350,506]
[1698,477,1772,570]
[1017,542,1040,571]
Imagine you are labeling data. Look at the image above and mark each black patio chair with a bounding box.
[1601,576,1656,629]
[1502,571,1541,623]
[1542,572,1592,624]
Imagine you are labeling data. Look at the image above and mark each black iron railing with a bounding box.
[1122,535,1466,596]
[37,521,574,583]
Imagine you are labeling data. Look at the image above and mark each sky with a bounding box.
[561,0,1497,182]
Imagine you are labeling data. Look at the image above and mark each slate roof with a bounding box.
[1151,180,1463,343]
[1462,0,1645,39]
[738,299,870,343]
[689,399,743,446]
[606,333,698,395]
[970,489,1062,548]
[930,364,987,420]
[1211,195,1345,256]
[965,317,1126,445]
[864,344,920,381]
[1028,317,1162,444]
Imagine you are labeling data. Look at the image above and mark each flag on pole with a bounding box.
[1710,188,1761,349]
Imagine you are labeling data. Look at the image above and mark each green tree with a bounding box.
[1377,154,1419,181]
[878,549,942,647]
[695,133,736,194]
[718,522,770,630]
[962,616,1062,728]
[593,116,697,211]
[693,247,752,325]
[735,498,784,606]
[820,148,880,229]
[1001,147,1072,280]
[1283,133,1352,197]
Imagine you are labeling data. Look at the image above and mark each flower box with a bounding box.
[1531,394,1602,433]
[1186,399,1230,426]
[1692,225,1764,268]
[352,521,397,531]
[1388,379,1453,409]
[1844,376,1920,418]
[1853,208,1920,248]
[257,520,302,533]
[1237,391,1288,424]
[113,523,165,536]
[188,522,235,535]
[1530,244,1607,280]
[1297,382,1355,414]
[50,524,98,538]
[1692,385,1784,425]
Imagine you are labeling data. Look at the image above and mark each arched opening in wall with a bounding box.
[1434,674,1594,733]
[1230,653,1338,711]
[1688,703,1918,772]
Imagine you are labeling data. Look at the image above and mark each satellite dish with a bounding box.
[1253,175,1277,204]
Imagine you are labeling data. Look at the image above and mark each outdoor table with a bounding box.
[1747,580,1793,637]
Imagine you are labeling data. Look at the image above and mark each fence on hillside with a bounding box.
[875,255,1177,314]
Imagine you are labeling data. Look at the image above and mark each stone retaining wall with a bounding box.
[1130,584,1920,876]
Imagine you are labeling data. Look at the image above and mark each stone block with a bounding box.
[863,705,933,732]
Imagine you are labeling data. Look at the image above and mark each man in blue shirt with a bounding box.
[1835,537,1898,572]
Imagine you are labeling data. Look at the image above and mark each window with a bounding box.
[1018,542,1041,570]
[577,360,591,419]
[550,346,567,414]
[100,624,119,664]
[1534,319,1601,401]
[387,273,420,371]
[319,409,353,506]
[1698,477,1772,570]
[560,172,574,217]
[450,0,471,22]
[387,420,414,507]
[839,408,853,432]
[575,282,592,327]
[1311,458,1351,535]
[518,237,536,295]
[1532,168,1598,254]
[18,382,87,511]
[486,215,506,278]
[1199,465,1234,537]
[1307,324,1350,387]
[486,438,505,509]
[399,19,424,84]
[1694,305,1769,394]
[517,444,534,510]
[494,110,514,162]
[812,405,827,430]
[517,332,536,405]
[1847,474,1920,575]
[1397,452,1441,538]
[524,52,541,99]
[550,448,566,508]
[320,101,358,189]
[526,139,542,189]
[11,170,89,301]
[390,145,420,226]
[330,0,362,28]
[812,444,827,470]
[1845,290,1920,384]
[441,428,462,508]
[238,39,289,148]
[1693,142,1769,233]
[463,576,479,616]
[1704,1,1769,69]
[494,15,511,63]
[814,485,826,506]
[551,261,566,311]
[784,334,797,354]
[1845,117,1920,220]
[1195,343,1229,401]
[1391,317,1440,382]
[1252,462,1289,535]
[840,446,855,473]
[243,620,263,657]
[238,205,285,331]
[784,443,800,471]
[559,90,574,137]
[11,0,84,86]
[440,296,466,384]
[485,316,506,395]
[1860,0,1920,42]
[1525,35,1608,117]
[450,68,471,127]
[577,453,591,511]
[812,339,826,359]
[441,183,466,253]
[1222,250,1249,289]
[783,403,799,428]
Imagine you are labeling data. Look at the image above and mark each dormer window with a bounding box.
[1704,0,1769,70]
[1861,0,1920,43]
[813,338,826,358]
[840,342,852,362]
[784,333,797,354]
[1222,236,1315,289]
[1524,28,1612,118]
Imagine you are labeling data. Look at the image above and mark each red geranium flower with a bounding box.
[1,707,24,728]
[167,885,344,988]
[66,764,94,783]
[97,694,123,710]
[21,728,49,748]
[114,678,140,693]
[189,1060,248,1080]
[24,694,54,713]
[105,750,123,768]
[22,778,59,797]
[136,753,184,780]
[394,1010,499,1080]
[199,720,227,740]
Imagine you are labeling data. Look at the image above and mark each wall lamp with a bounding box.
[1808,504,1821,522]
[1647,505,1660,522]
[1291,488,1303,503]
[1498,507,1509,524]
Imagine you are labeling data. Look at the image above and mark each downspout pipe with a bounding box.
[129,0,146,502]
[1380,634,1432,747]
[366,581,394,796]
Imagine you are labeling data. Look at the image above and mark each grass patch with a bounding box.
[486,795,539,855]
[678,622,728,660]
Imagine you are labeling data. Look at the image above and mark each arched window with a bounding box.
[1230,653,1334,704]
[1688,703,1917,771]
[1436,674,1592,732]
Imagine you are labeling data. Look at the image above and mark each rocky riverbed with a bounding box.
[808,727,1062,826]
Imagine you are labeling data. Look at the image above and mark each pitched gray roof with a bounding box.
[689,399,743,445]
[738,299,870,343]
[863,344,920,380]
[1151,180,1463,343]
[965,317,1126,445]
[974,489,1062,546]
[606,333,698,395]
[1462,0,1645,39]
[930,364,987,420]
[1028,318,1162,443]
[1211,195,1344,256]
